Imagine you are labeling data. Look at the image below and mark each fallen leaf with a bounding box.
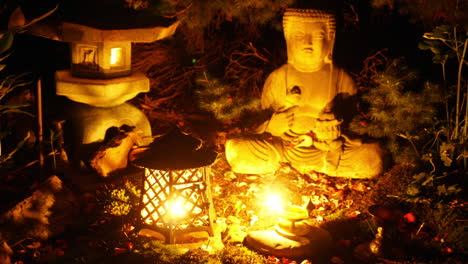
[352,182,367,192]
[55,248,65,256]
[126,242,133,251]
[337,239,351,247]
[332,189,345,197]
[330,256,345,264]
[403,212,417,223]
[268,255,280,263]
[442,247,453,254]
[114,247,127,255]
[26,242,41,249]
[346,211,361,218]
[281,257,297,263]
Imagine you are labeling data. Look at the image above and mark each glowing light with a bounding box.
[110,48,122,66]
[264,192,284,213]
[168,197,186,218]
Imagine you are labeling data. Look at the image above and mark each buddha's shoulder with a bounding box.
[270,64,290,75]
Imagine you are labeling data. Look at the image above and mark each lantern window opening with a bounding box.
[77,44,99,70]
[110,47,123,68]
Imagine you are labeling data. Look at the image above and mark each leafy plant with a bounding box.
[0,4,58,168]
[218,244,268,264]
[99,180,141,217]
[195,73,261,122]
[388,172,462,204]
[419,24,468,142]
[154,0,294,52]
[350,58,441,165]
[0,71,33,170]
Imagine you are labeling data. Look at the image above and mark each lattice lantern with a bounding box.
[132,129,217,244]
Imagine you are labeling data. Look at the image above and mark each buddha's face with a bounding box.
[285,21,332,72]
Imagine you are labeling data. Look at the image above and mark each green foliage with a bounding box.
[100,180,140,217]
[418,203,468,253]
[104,189,132,216]
[0,73,33,168]
[143,0,294,52]
[176,248,219,264]
[158,0,293,32]
[0,4,57,167]
[195,75,261,122]
[218,244,268,264]
[388,172,462,204]
[418,25,459,65]
[419,24,467,142]
[0,73,33,115]
[350,59,441,164]
[134,240,184,263]
[132,240,269,264]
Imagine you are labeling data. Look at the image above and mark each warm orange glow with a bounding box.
[110,48,122,66]
[264,191,285,213]
[142,168,204,225]
[168,197,186,218]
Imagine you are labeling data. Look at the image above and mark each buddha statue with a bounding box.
[225,8,384,179]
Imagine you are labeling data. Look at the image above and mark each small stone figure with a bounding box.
[225,8,384,179]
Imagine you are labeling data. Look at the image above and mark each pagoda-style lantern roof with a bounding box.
[132,128,218,170]
[22,0,179,43]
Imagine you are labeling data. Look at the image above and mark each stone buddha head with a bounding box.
[283,9,336,72]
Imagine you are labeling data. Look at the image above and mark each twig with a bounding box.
[4,150,58,177]
[162,2,193,19]
[37,78,44,168]
[415,222,425,236]
[11,237,34,248]
[450,27,468,140]
[366,218,376,235]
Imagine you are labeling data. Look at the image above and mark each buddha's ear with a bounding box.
[324,54,333,64]
[324,37,335,64]
[324,48,333,64]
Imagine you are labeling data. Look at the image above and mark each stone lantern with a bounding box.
[57,21,178,146]
[22,1,180,163]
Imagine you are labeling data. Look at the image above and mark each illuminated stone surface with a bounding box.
[244,226,332,260]
[89,128,143,177]
[67,102,152,146]
[59,21,180,43]
[56,70,149,107]
[225,9,384,179]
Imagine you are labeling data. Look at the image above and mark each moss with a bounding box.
[218,244,268,264]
